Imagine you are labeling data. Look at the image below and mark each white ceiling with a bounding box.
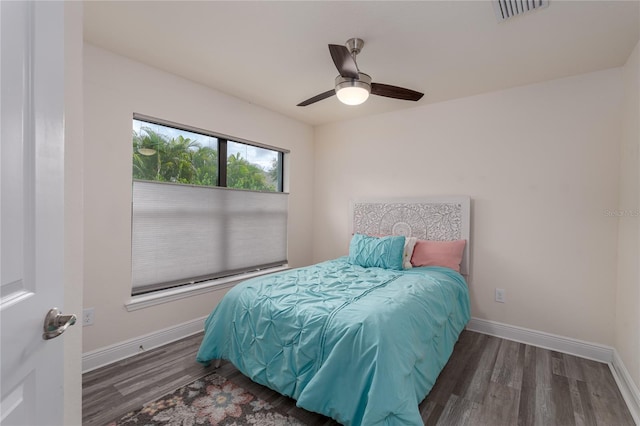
[84,1,639,126]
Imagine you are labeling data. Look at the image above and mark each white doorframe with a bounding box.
[62,2,84,425]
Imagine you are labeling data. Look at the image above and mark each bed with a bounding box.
[196,197,471,426]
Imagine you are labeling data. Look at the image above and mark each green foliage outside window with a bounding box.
[133,127,278,191]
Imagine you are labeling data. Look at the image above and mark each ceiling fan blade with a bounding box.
[328,44,359,79]
[297,89,336,107]
[371,83,424,101]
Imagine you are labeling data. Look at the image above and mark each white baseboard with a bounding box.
[611,349,640,425]
[466,317,614,363]
[467,317,639,424]
[82,316,208,373]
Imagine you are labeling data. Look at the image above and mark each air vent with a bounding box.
[493,0,549,21]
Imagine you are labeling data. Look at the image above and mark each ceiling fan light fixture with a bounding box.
[336,86,369,106]
[335,73,371,106]
[297,41,424,107]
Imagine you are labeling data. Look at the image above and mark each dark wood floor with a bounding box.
[82,330,634,426]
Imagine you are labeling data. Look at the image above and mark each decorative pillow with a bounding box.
[410,239,466,272]
[349,234,405,270]
[403,237,418,269]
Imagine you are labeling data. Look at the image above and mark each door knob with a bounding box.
[42,308,76,340]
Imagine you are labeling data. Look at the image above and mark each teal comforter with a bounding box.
[196,257,470,425]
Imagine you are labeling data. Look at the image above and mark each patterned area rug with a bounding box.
[110,372,307,426]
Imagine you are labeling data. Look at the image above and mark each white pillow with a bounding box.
[403,237,418,269]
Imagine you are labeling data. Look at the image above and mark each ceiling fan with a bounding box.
[297,38,424,107]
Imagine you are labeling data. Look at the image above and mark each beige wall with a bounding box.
[83,44,314,352]
[314,69,623,346]
[617,39,640,390]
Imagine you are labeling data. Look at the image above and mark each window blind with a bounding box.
[131,180,288,295]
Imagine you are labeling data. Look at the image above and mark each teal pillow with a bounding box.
[348,234,405,270]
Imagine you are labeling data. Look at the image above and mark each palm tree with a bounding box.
[227,153,275,191]
[133,129,202,184]
[159,135,200,183]
[192,146,218,186]
[133,127,169,181]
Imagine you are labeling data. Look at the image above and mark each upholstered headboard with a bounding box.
[350,197,471,275]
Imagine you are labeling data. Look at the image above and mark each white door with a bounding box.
[0,1,69,425]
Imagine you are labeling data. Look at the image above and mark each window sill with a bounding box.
[124,265,290,312]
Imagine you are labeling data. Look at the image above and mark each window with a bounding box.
[131,115,288,296]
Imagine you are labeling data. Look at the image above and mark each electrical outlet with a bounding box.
[495,288,506,303]
[83,308,95,326]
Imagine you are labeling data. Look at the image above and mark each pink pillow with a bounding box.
[410,239,466,272]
